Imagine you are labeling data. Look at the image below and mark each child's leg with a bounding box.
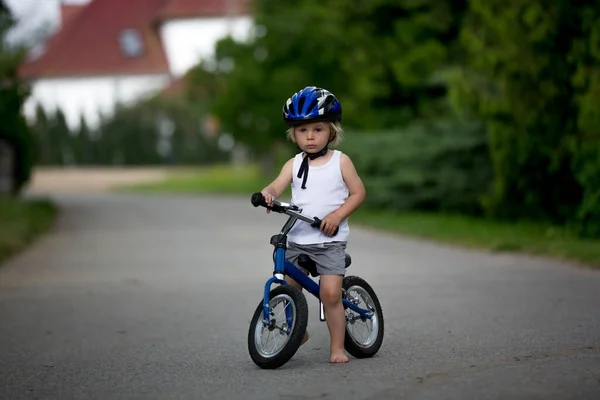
[285,275,309,345]
[320,274,348,363]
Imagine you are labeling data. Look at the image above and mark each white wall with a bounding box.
[22,15,255,130]
[159,16,253,77]
[23,74,171,130]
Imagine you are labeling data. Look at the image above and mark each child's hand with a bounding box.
[320,212,342,236]
[261,191,275,213]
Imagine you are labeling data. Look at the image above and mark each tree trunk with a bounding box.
[0,139,15,195]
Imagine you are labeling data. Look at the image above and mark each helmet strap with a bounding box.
[297,144,329,189]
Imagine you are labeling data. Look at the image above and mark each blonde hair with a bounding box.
[286,121,345,147]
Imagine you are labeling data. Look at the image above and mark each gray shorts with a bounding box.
[286,241,347,276]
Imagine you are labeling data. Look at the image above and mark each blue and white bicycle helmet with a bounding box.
[282,86,342,125]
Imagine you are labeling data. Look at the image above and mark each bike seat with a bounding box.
[297,253,352,277]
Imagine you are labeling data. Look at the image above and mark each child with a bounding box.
[260,86,366,364]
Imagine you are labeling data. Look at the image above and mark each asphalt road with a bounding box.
[1,192,599,400]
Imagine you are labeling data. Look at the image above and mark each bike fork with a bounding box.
[319,301,326,321]
[317,277,326,321]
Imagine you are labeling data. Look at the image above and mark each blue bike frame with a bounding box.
[262,247,373,323]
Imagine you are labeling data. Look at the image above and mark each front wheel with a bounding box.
[248,285,308,369]
[343,276,384,358]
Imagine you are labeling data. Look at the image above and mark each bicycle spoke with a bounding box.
[353,322,368,343]
[274,302,287,320]
[267,332,274,353]
[273,332,281,351]
[345,285,378,348]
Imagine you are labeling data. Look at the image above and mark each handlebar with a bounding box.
[251,192,338,236]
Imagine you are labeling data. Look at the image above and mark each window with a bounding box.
[118,29,144,57]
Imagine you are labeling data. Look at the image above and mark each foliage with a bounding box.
[199,0,467,156]
[0,0,34,193]
[0,113,33,193]
[30,98,231,166]
[21,0,600,238]
[452,0,600,236]
[339,119,491,214]
[569,3,600,237]
[30,106,68,165]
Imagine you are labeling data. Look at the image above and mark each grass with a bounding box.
[0,197,57,264]
[119,165,273,196]
[119,165,600,268]
[351,210,600,267]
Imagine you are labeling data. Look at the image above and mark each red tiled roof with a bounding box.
[60,4,84,29]
[156,0,251,20]
[39,4,85,53]
[19,0,171,79]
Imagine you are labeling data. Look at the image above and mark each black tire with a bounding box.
[343,276,384,358]
[248,285,308,369]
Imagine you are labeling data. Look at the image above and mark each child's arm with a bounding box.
[321,154,366,236]
[261,158,294,208]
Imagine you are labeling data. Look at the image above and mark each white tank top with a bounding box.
[287,150,350,244]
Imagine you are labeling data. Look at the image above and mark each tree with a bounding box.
[452,0,600,236]
[198,0,467,159]
[0,0,34,193]
[569,2,600,237]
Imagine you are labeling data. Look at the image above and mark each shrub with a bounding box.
[0,114,34,194]
[339,119,491,214]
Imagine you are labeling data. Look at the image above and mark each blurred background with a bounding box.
[1,0,599,243]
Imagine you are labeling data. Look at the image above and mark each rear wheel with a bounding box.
[248,285,308,369]
[343,276,384,358]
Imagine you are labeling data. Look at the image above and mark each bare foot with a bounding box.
[329,349,349,363]
[300,332,309,346]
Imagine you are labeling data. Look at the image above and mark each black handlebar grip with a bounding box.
[312,217,339,236]
[251,192,266,207]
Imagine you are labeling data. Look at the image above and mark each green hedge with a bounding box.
[454,0,600,237]
[0,114,34,194]
[0,49,34,194]
[30,99,231,166]
[339,119,492,214]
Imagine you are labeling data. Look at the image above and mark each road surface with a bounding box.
[1,178,599,399]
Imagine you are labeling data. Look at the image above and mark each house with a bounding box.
[19,0,252,130]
